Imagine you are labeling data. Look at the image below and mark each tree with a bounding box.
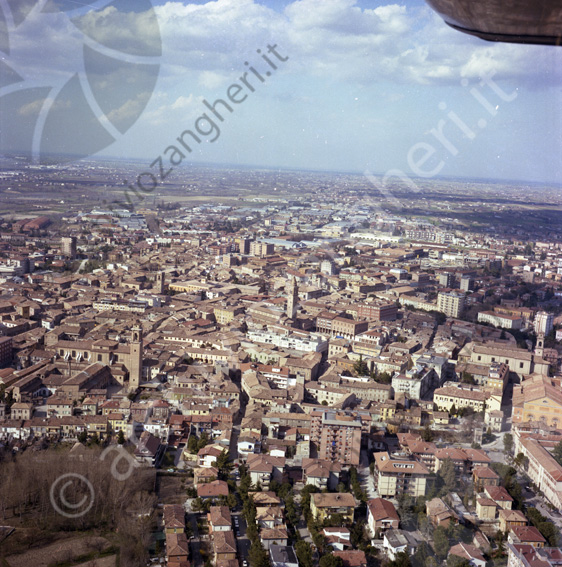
[319,554,344,567]
[188,434,199,454]
[449,404,457,416]
[351,520,367,548]
[214,449,234,480]
[248,540,269,567]
[433,526,450,559]
[421,425,434,442]
[192,497,205,513]
[553,440,562,466]
[412,541,432,567]
[514,452,529,470]
[526,507,562,546]
[117,430,126,445]
[285,493,299,527]
[396,493,415,529]
[390,552,412,567]
[437,458,457,495]
[295,541,313,567]
[375,371,392,385]
[353,355,369,376]
[503,433,514,455]
[461,372,476,385]
[447,556,470,567]
[197,432,210,451]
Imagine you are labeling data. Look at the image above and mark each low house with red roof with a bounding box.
[198,445,224,467]
[213,530,237,562]
[333,550,367,567]
[208,506,232,533]
[197,480,229,500]
[367,498,400,535]
[473,466,501,492]
[475,497,497,521]
[260,526,289,550]
[302,458,342,490]
[426,497,459,527]
[163,504,186,534]
[499,509,528,533]
[251,492,282,508]
[485,485,514,510]
[194,466,218,487]
[166,532,189,567]
[449,543,486,567]
[508,526,547,548]
[256,506,284,529]
[322,527,351,551]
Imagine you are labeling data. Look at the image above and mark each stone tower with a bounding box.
[286,277,299,319]
[128,324,143,391]
[156,271,165,294]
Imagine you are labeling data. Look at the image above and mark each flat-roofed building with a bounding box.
[357,302,397,322]
[318,411,362,466]
[437,291,465,318]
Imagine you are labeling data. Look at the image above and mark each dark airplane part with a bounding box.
[424,0,562,46]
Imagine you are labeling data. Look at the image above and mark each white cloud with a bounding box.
[151,0,562,88]
[4,0,561,99]
[198,70,228,89]
[143,93,205,126]
[105,91,151,127]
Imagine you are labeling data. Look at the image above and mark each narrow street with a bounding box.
[359,450,377,499]
[185,500,202,567]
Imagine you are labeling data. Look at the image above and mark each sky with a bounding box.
[1,0,562,184]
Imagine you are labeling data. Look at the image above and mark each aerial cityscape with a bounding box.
[1,1,562,567]
[0,156,562,567]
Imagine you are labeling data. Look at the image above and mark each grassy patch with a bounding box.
[47,547,117,567]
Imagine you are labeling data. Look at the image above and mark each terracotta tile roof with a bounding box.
[367,498,399,522]
[311,493,356,508]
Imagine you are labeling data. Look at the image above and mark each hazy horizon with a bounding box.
[1,0,561,184]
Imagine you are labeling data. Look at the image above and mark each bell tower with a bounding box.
[128,324,143,391]
[286,277,299,319]
[535,332,545,358]
[155,271,165,294]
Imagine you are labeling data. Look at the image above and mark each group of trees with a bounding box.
[526,507,561,546]
[373,371,393,385]
[213,449,234,480]
[187,432,210,454]
[435,458,457,496]
[552,439,562,466]
[0,385,14,406]
[490,462,524,510]
[238,470,270,567]
[348,467,367,506]
[0,446,156,567]
[503,433,514,455]
[352,355,369,376]
[390,495,476,567]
